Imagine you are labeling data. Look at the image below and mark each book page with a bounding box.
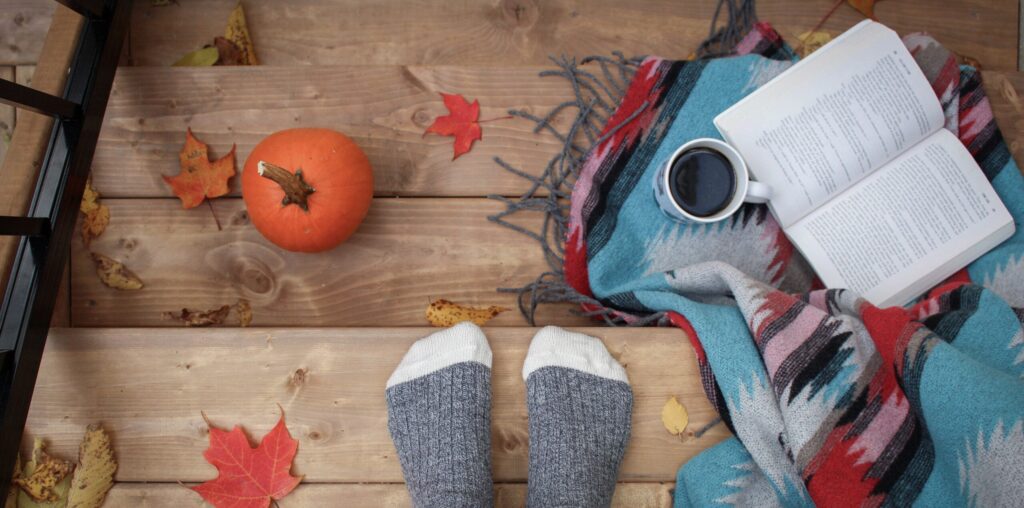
[715,20,945,227]
[786,129,1014,306]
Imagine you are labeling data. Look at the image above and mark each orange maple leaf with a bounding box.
[163,129,236,209]
[192,411,302,508]
[424,92,483,160]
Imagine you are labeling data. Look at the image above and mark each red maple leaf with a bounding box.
[192,411,302,508]
[424,92,483,160]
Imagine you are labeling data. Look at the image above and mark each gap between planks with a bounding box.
[24,327,728,484]
[105,482,675,507]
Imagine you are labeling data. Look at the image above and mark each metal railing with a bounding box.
[0,0,131,491]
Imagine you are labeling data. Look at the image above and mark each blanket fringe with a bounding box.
[488,0,757,325]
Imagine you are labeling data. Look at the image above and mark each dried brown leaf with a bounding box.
[213,36,245,65]
[13,439,72,503]
[67,425,116,508]
[80,178,109,247]
[425,299,507,327]
[164,305,231,327]
[224,2,258,65]
[91,253,143,290]
[235,298,253,327]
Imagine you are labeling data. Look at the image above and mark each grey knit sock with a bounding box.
[523,326,633,508]
[386,322,494,508]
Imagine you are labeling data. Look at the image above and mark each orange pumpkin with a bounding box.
[242,128,373,252]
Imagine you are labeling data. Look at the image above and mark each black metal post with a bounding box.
[0,0,131,492]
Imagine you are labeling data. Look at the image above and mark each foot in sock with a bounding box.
[386,322,494,508]
[523,326,633,508]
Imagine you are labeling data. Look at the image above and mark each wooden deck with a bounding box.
[3,1,1023,506]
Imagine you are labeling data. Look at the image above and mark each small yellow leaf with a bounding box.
[425,299,507,327]
[224,2,258,65]
[67,425,117,508]
[80,177,109,247]
[235,298,253,327]
[661,396,689,436]
[796,31,833,58]
[14,439,73,503]
[91,253,144,290]
[172,46,219,67]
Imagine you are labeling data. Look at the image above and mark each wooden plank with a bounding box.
[0,66,13,166]
[13,65,34,123]
[104,482,675,507]
[86,66,1024,201]
[71,198,589,327]
[24,327,728,483]
[0,1,56,65]
[92,65,572,199]
[125,0,1018,70]
[983,70,1024,172]
[0,6,82,303]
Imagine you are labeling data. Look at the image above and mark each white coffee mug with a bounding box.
[652,138,772,223]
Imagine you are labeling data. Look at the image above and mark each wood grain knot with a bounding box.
[231,210,250,226]
[498,0,539,29]
[118,237,138,251]
[493,425,527,454]
[289,367,309,390]
[205,242,284,303]
[412,109,433,127]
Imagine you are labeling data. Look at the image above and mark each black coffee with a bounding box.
[669,148,736,217]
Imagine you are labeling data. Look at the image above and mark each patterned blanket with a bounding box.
[557,25,1024,506]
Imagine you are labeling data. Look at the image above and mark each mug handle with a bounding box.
[744,180,772,204]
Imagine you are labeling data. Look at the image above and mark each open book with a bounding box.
[715,20,1014,307]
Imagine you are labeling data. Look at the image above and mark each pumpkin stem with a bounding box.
[257,161,316,212]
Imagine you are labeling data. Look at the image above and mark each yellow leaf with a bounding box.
[235,298,253,327]
[796,31,833,58]
[224,2,258,65]
[847,0,880,19]
[172,46,219,67]
[13,439,72,503]
[80,177,109,247]
[425,299,507,327]
[17,475,70,508]
[67,425,117,508]
[91,252,144,290]
[661,396,689,436]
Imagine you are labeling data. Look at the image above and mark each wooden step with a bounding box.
[94,64,572,198]
[24,327,728,484]
[71,197,588,327]
[91,66,1024,200]
[5,1,1017,69]
[68,1,1024,70]
[103,482,676,507]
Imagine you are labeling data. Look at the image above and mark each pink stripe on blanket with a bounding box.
[959,96,993,144]
[848,391,910,466]
[568,141,612,240]
[762,304,825,378]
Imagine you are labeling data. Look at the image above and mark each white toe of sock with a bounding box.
[387,322,492,389]
[522,326,629,383]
